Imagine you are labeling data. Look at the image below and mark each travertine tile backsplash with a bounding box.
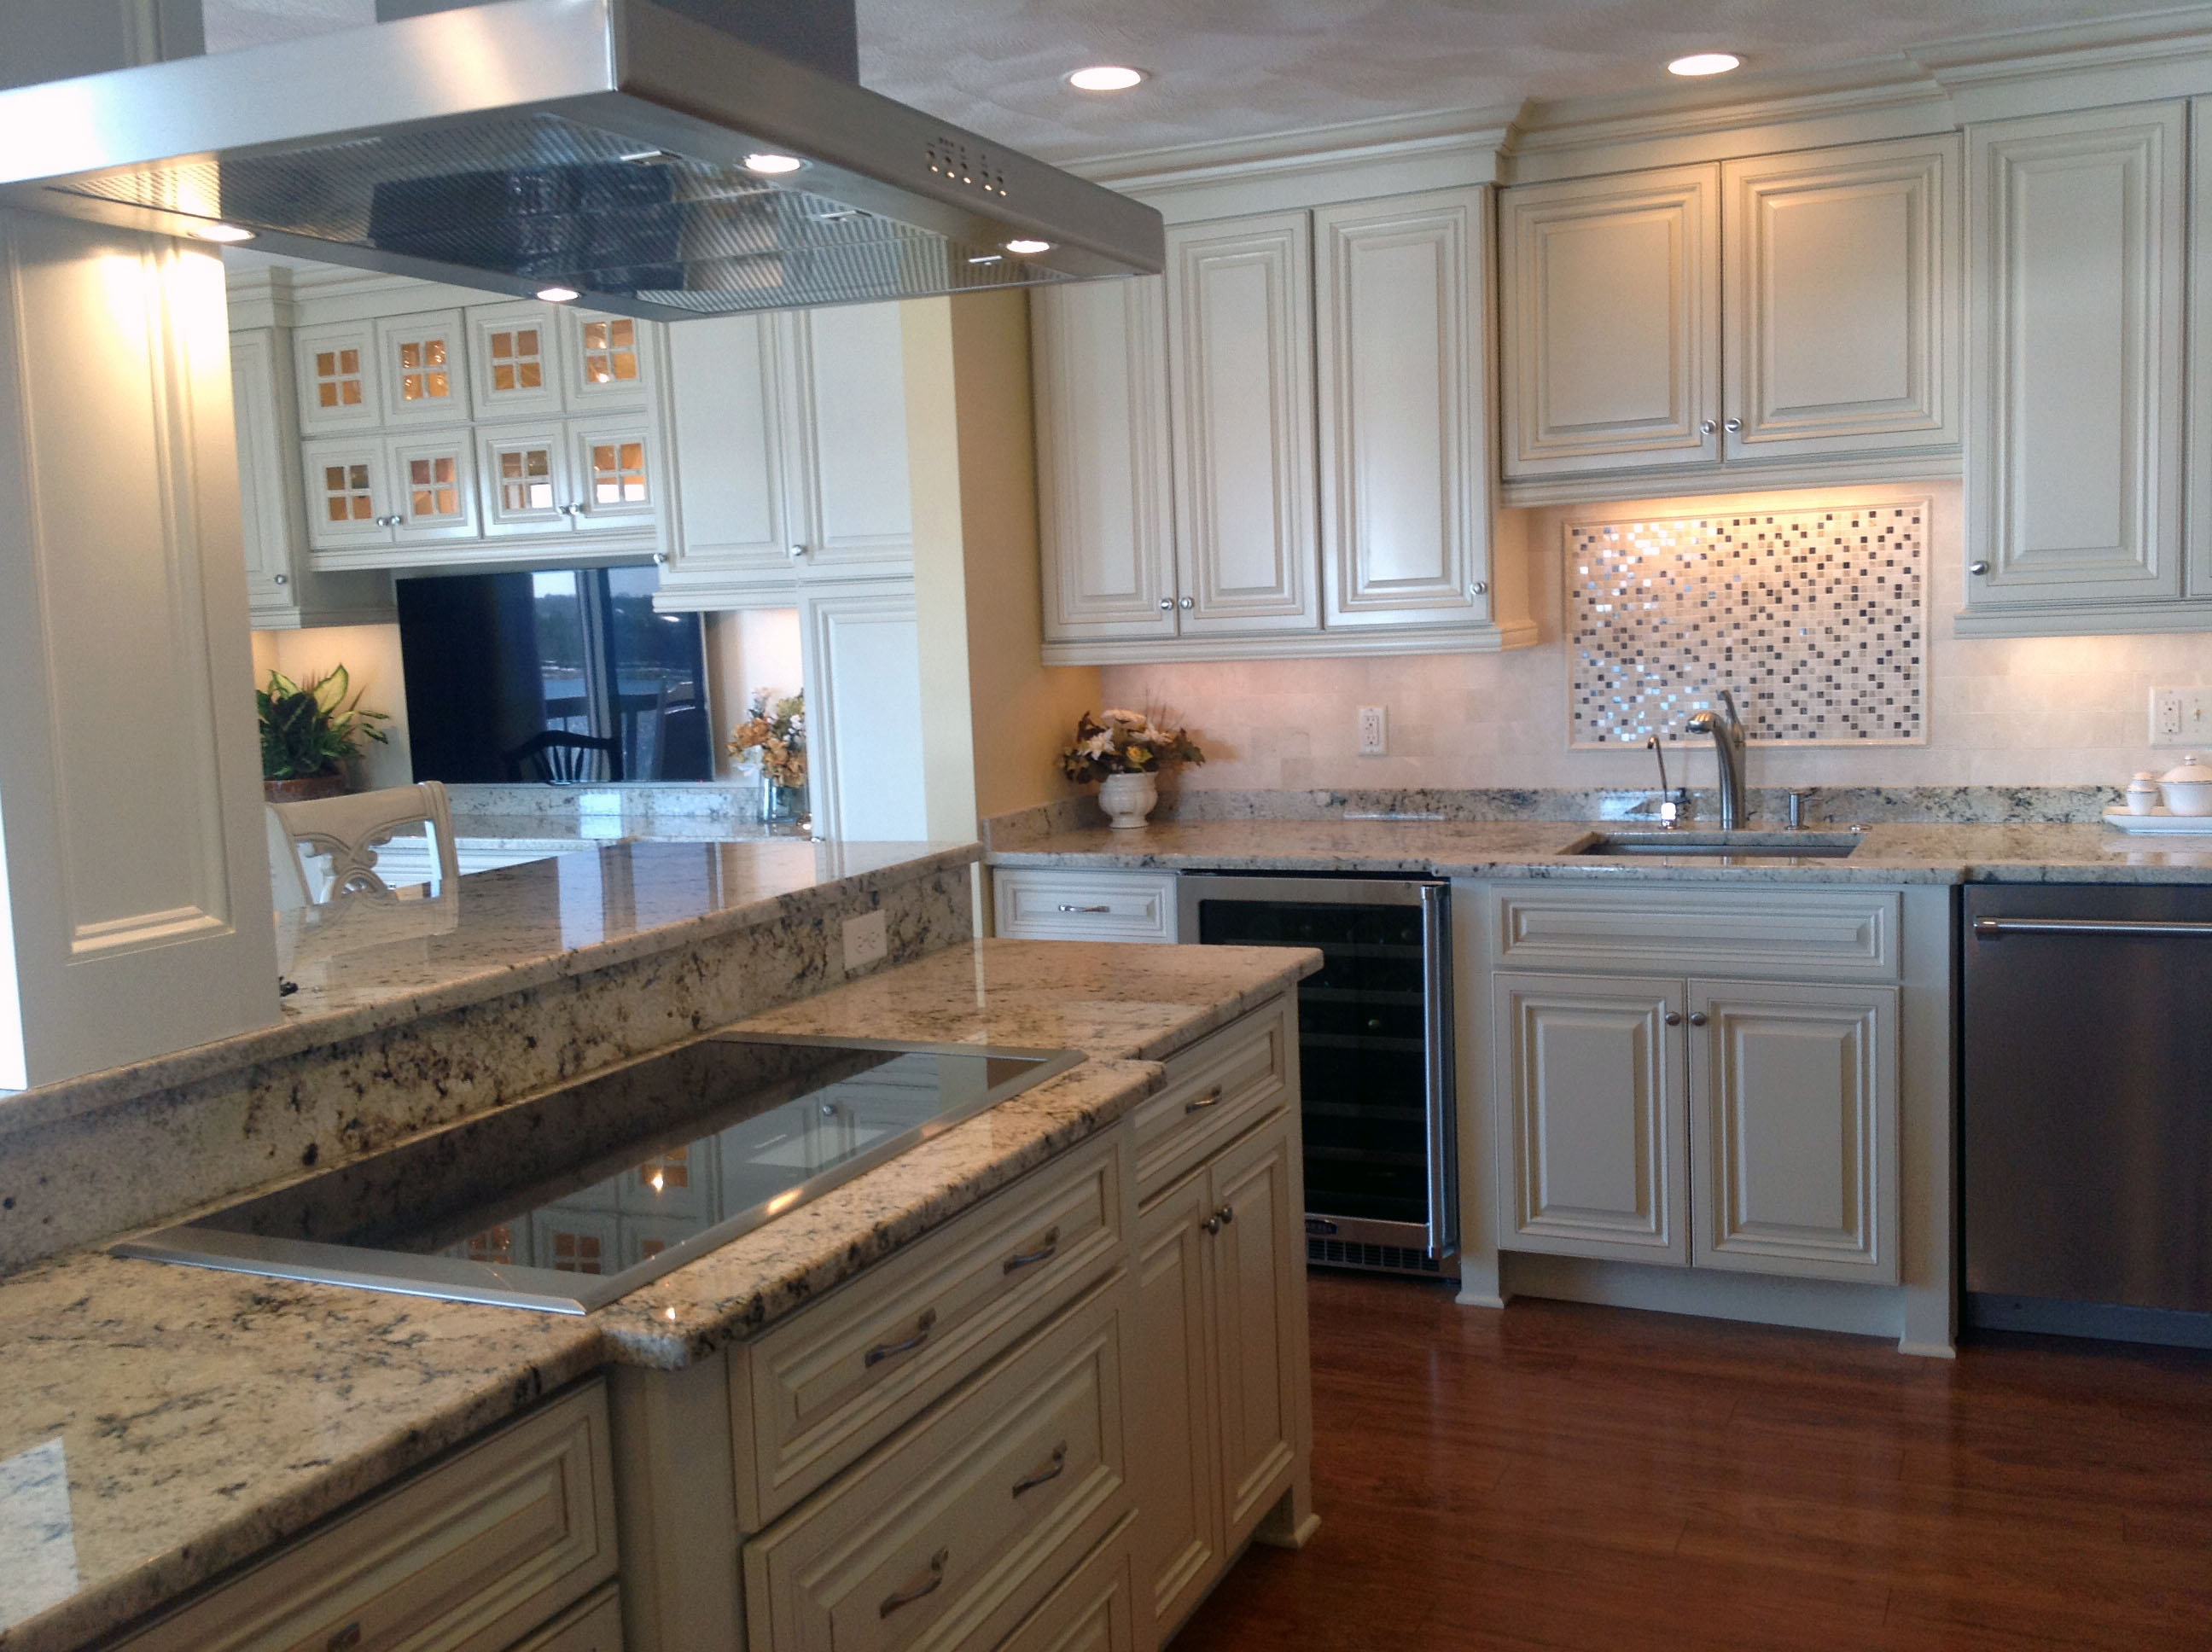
[1101,482,2212,794]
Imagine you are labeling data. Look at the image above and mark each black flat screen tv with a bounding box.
[397,564,713,784]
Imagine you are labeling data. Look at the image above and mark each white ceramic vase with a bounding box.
[1097,771,1158,829]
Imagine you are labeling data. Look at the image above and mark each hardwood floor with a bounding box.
[1172,1274,2212,1651]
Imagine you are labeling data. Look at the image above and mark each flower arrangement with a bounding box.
[1058,709,1205,782]
[258,665,389,782]
[727,688,806,788]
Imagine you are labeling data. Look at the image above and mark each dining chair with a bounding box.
[267,780,459,902]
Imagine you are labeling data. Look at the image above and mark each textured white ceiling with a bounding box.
[199,0,2205,163]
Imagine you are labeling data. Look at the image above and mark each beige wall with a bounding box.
[1100,480,2212,795]
[251,621,413,789]
[905,290,1101,835]
[702,608,802,778]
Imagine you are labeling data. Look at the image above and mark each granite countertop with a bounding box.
[986,817,2212,885]
[0,939,1317,1652]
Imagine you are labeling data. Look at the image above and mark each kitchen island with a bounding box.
[0,935,1318,1652]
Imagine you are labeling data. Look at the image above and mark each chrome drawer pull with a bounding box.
[864,1307,938,1368]
[1973,916,2212,939]
[879,1549,949,1618]
[1057,903,1111,914]
[1184,1086,1225,1115]
[1011,1442,1068,1497]
[1003,1227,1060,1274]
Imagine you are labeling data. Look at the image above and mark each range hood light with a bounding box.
[536,285,581,302]
[188,222,254,242]
[1005,238,1051,255]
[968,253,1003,265]
[743,152,807,175]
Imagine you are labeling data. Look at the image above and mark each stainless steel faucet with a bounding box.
[1685,689,1748,829]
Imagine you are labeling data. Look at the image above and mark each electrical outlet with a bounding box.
[2150,687,2212,747]
[1358,705,1388,757]
[842,910,888,973]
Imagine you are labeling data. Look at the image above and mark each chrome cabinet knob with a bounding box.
[1179,596,1194,610]
[1969,561,1990,576]
[1724,417,1743,433]
[1664,1011,1683,1027]
[1158,596,1174,611]
[271,573,288,586]
[789,543,808,561]
[1687,1011,1709,1027]
[651,550,667,565]
[1700,419,1718,435]
[1470,581,1488,596]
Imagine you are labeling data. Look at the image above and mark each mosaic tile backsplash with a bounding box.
[1569,501,1927,748]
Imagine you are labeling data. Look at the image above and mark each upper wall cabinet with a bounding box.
[1499,135,1961,498]
[1959,102,2199,635]
[655,301,914,610]
[1034,186,1532,663]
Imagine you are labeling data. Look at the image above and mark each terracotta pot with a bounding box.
[264,772,348,805]
[1097,771,1158,829]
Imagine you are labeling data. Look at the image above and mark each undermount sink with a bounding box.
[1575,829,1865,860]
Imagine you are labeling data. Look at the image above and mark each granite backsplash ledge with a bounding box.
[986,785,2123,846]
[0,842,977,1277]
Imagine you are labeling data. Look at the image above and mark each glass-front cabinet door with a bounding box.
[300,438,396,553]
[293,319,379,435]
[375,308,469,425]
[385,433,480,544]
[467,301,565,421]
[569,418,657,532]
[477,425,576,538]
[564,309,652,410]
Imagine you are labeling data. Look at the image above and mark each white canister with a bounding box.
[2127,771,2163,815]
[2159,755,2212,817]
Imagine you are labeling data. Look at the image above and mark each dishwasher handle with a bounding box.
[1973,916,2212,939]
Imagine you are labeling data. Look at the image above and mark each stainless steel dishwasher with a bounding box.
[1178,873,1455,1277]
[1963,884,2212,1347]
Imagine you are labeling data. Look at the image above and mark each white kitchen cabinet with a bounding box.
[1129,1104,1309,1648]
[375,307,469,425]
[566,309,655,411]
[1688,980,1899,1282]
[1030,275,1179,643]
[468,301,567,421]
[1499,136,1960,492]
[1167,212,1319,635]
[799,579,928,841]
[302,428,484,562]
[230,328,393,630]
[293,315,380,434]
[1493,972,1689,1265]
[657,302,912,609]
[1314,187,1493,631]
[1963,103,2187,616]
[1499,165,1720,479]
[1723,136,1958,462]
[992,869,1180,944]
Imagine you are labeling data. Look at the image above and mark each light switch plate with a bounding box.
[842,910,888,973]
[2150,686,2212,747]
[1358,706,1388,757]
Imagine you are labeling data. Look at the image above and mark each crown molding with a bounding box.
[1069,100,1527,189]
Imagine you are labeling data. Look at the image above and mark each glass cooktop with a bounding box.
[115,1033,1083,1313]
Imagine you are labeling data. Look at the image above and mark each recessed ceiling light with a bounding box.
[744,152,806,175]
[1668,52,1742,77]
[536,286,580,303]
[189,223,255,243]
[1005,238,1051,256]
[1067,65,1145,92]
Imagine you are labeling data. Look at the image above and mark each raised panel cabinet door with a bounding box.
[230,330,298,613]
[375,307,469,425]
[1493,972,1690,1265]
[1032,276,1179,641]
[478,424,577,538]
[800,580,928,841]
[2184,97,2212,602]
[300,436,396,555]
[1499,166,1720,477]
[1166,212,1320,632]
[1687,980,1901,1283]
[1966,103,2186,606]
[293,317,378,433]
[1130,1175,1223,1642]
[467,300,566,421]
[1723,136,1959,460]
[1204,1114,1301,1550]
[662,311,792,595]
[781,302,914,576]
[1314,188,1490,629]
[384,432,480,545]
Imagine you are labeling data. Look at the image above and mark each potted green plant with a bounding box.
[259,666,391,803]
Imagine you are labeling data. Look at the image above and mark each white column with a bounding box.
[0,2,280,1091]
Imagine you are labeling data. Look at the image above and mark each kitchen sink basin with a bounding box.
[1575,830,1864,860]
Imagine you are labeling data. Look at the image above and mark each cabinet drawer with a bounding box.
[993,870,1180,943]
[508,1584,623,1652]
[1493,886,1901,980]
[995,1514,1137,1652]
[731,1131,1126,1527]
[116,1382,616,1652]
[1134,998,1292,1206]
[743,1282,1130,1652]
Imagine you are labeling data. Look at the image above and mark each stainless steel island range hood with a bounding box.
[0,0,1163,318]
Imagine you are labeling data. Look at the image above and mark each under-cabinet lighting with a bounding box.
[535,286,580,303]
[1668,52,1742,76]
[1067,65,1146,91]
[189,223,254,242]
[1005,238,1052,255]
[744,152,807,175]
